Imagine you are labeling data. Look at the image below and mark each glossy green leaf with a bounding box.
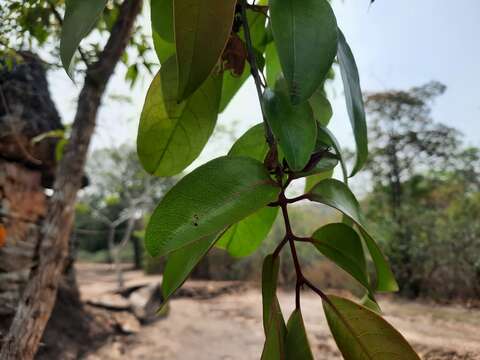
[145,156,279,257]
[304,169,333,193]
[270,0,338,104]
[309,89,333,127]
[312,223,369,290]
[337,29,368,177]
[60,0,107,75]
[219,8,268,112]
[228,123,269,162]
[263,87,317,171]
[137,57,222,176]
[216,207,278,257]
[162,231,220,301]
[261,255,286,359]
[151,0,174,42]
[285,309,314,360]
[323,295,420,360]
[175,0,237,100]
[307,179,398,292]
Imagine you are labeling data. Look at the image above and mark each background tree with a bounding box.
[0,1,149,358]
[363,82,480,297]
[75,145,176,287]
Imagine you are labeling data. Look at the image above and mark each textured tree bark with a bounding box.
[0,1,142,358]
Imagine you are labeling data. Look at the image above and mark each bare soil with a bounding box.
[77,263,480,360]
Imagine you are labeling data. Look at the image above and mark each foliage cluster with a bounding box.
[59,0,422,357]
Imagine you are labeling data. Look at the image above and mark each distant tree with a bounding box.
[363,82,479,296]
[76,145,176,288]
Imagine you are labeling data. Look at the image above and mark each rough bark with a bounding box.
[0,1,143,358]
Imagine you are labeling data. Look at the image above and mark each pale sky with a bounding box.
[47,0,480,171]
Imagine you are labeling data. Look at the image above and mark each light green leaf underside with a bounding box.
[152,31,176,63]
[264,86,317,171]
[310,88,333,127]
[295,157,338,179]
[265,41,282,86]
[307,179,398,292]
[217,207,278,257]
[261,255,286,359]
[174,0,237,100]
[323,295,420,360]
[137,56,222,177]
[312,223,370,290]
[229,123,269,162]
[145,156,279,257]
[337,29,368,177]
[305,169,334,193]
[270,0,338,104]
[60,0,107,75]
[162,231,221,301]
[285,309,314,360]
[317,126,348,184]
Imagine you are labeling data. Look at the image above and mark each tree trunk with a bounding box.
[0,1,143,358]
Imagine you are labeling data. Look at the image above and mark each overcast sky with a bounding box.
[47,0,480,169]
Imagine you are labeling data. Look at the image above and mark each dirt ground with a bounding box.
[77,264,480,360]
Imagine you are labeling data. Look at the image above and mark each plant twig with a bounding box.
[240,0,275,148]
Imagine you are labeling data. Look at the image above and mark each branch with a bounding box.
[240,0,275,149]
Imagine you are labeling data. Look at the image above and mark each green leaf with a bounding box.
[265,41,282,86]
[294,157,338,179]
[145,156,279,257]
[216,125,277,257]
[309,88,333,127]
[337,29,368,177]
[150,0,175,63]
[175,0,237,100]
[151,0,174,43]
[323,295,420,360]
[152,31,176,63]
[270,0,338,104]
[219,9,268,112]
[312,223,370,290]
[216,207,277,257]
[261,255,280,333]
[261,255,286,359]
[361,292,382,314]
[229,123,269,162]
[304,169,333,193]
[263,86,317,171]
[137,56,222,176]
[162,231,220,301]
[307,179,399,292]
[60,0,107,75]
[285,309,314,360]
[317,126,348,184]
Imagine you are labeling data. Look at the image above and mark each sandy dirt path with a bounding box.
[78,264,480,360]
